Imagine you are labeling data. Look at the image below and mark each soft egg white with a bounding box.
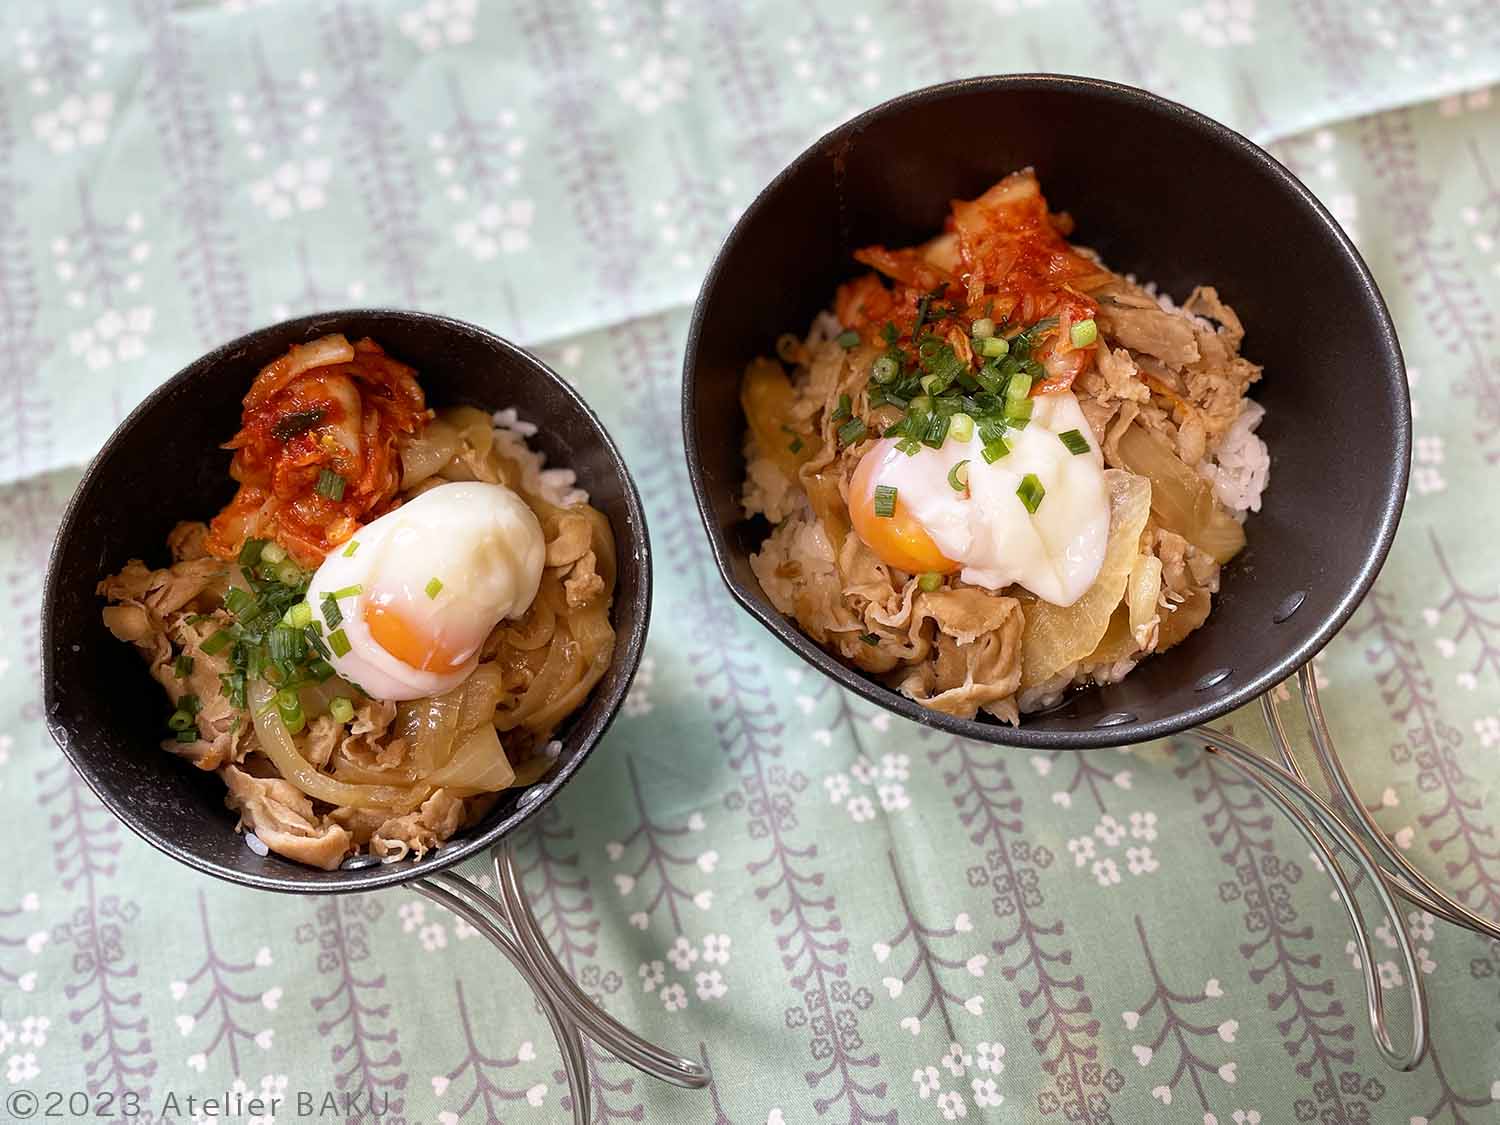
[305,481,546,700]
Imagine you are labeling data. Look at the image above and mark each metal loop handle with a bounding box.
[414,873,592,1125]
[493,841,712,1090]
[1193,722,1428,1070]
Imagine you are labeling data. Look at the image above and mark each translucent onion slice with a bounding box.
[1017,469,1152,688]
[742,358,818,478]
[426,721,514,793]
[1127,555,1163,649]
[399,419,461,488]
[1115,423,1245,564]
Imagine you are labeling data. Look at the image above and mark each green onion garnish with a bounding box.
[1004,397,1034,426]
[180,693,201,715]
[175,729,199,744]
[836,329,860,349]
[220,671,246,709]
[881,322,898,344]
[977,336,1009,359]
[282,602,314,629]
[1058,429,1091,455]
[273,560,303,587]
[872,484,897,519]
[327,629,352,658]
[1017,473,1045,514]
[921,412,950,449]
[201,630,233,655]
[304,625,331,659]
[948,459,970,492]
[223,587,257,618]
[320,594,343,630]
[342,540,359,558]
[971,317,995,340]
[237,538,267,568]
[948,412,975,443]
[982,438,1010,464]
[282,711,306,736]
[871,355,899,384]
[859,632,880,646]
[331,584,363,600]
[830,394,852,423]
[330,696,355,724]
[309,658,335,682]
[259,541,288,566]
[168,708,194,732]
[1069,318,1098,348]
[918,572,943,593]
[268,626,305,665]
[173,653,193,678]
[315,469,347,501]
[787,437,804,454]
[837,417,868,446]
[425,578,444,599]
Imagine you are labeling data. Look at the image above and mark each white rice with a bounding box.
[491,409,590,508]
[1199,400,1270,517]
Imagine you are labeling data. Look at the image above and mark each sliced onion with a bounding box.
[426,721,514,793]
[396,688,462,773]
[1127,555,1163,648]
[249,678,417,809]
[1115,423,1245,564]
[1017,469,1152,688]
[399,419,461,488]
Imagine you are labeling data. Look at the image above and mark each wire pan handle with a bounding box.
[415,843,710,1125]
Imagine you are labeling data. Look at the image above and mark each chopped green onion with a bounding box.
[1069,318,1098,348]
[168,709,194,732]
[971,317,995,340]
[425,577,444,599]
[282,710,306,736]
[220,671,246,709]
[180,693,201,715]
[282,602,314,629]
[1005,372,1033,401]
[837,417,868,446]
[918,572,943,593]
[830,394,852,423]
[224,586,257,618]
[921,412,950,449]
[268,626,305,664]
[331,584,363,600]
[977,336,1009,358]
[259,541,287,566]
[982,437,1011,464]
[329,696,355,724]
[237,538,267,568]
[920,374,942,396]
[320,594,343,630]
[1004,397,1034,426]
[872,484,898,519]
[871,354,899,384]
[175,729,199,744]
[859,632,880,646]
[1017,473,1046,514]
[328,629,352,658]
[1058,429,1091,455]
[836,329,861,349]
[948,412,975,443]
[895,437,923,456]
[308,658,335,682]
[273,560,303,587]
[315,469,347,501]
[173,653,194,678]
[304,625,331,659]
[947,459,970,492]
[787,437,804,454]
[342,540,359,558]
[201,630,233,655]
[275,686,301,711]
[881,322,898,344]
[908,394,933,418]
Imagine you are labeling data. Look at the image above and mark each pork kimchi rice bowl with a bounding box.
[99,334,618,868]
[741,170,1269,723]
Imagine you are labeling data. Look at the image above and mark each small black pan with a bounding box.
[683,75,1409,749]
[42,309,652,892]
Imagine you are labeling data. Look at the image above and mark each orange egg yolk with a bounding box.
[848,445,960,576]
[364,600,470,673]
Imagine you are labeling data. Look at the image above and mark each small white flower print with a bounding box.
[638,960,665,993]
[419,923,447,952]
[399,901,425,932]
[1125,847,1159,875]
[877,784,910,812]
[1413,465,1446,495]
[1376,961,1402,989]
[69,306,153,369]
[34,91,113,152]
[1408,911,1435,943]
[975,1041,1005,1074]
[1067,836,1096,866]
[660,983,687,1012]
[453,200,535,261]
[623,656,654,717]
[248,158,332,219]
[1416,947,1436,975]
[913,1066,941,1099]
[1092,858,1122,887]
[1128,811,1158,841]
[694,970,727,1001]
[880,752,910,780]
[0,1024,13,1052]
[971,1076,1003,1108]
[1178,0,1255,47]
[847,796,876,823]
[1231,1109,1262,1124]
[399,0,477,51]
[850,756,876,785]
[940,1042,971,1077]
[937,1090,968,1119]
[702,934,731,965]
[616,53,690,115]
[667,936,699,972]
[1472,716,1500,747]
[825,774,851,803]
[1415,435,1444,464]
[6,1052,38,1083]
[1095,815,1126,847]
[18,1017,48,1048]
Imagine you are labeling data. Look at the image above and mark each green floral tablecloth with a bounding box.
[5,1,1500,1122]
